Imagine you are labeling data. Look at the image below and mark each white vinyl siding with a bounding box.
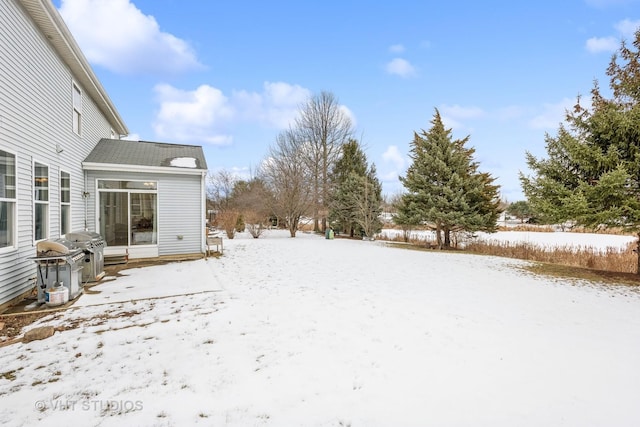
[0,0,124,307]
[159,175,203,256]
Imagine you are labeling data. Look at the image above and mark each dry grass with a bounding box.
[464,240,637,274]
[378,230,640,278]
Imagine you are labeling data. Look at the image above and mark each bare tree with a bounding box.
[207,170,240,238]
[295,91,353,233]
[259,129,314,237]
[234,178,272,238]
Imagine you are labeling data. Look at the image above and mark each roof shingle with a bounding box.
[84,139,208,170]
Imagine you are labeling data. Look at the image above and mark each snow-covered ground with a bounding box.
[379,229,637,253]
[1,230,640,426]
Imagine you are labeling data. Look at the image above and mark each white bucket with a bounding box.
[45,284,69,307]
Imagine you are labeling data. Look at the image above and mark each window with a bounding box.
[0,149,16,249]
[98,180,157,246]
[72,82,82,135]
[60,171,71,235]
[34,162,49,241]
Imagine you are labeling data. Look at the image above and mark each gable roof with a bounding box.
[83,139,208,174]
[18,0,128,135]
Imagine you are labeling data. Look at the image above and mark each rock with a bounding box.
[23,326,55,343]
[0,322,4,331]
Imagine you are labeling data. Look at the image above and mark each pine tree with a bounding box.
[399,109,501,248]
[520,29,640,271]
[329,139,368,236]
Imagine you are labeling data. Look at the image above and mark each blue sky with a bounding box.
[53,0,640,202]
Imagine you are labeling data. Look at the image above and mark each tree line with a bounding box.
[206,28,640,274]
[207,92,384,239]
[207,92,503,246]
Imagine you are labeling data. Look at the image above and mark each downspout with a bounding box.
[83,169,89,231]
[201,170,206,254]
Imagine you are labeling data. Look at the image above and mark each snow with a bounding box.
[74,259,223,307]
[169,157,197,168]
[1,230,640,426]
[380,229,637,253]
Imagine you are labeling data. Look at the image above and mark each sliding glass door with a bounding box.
[98,180,157,247]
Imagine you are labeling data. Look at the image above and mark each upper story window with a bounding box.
[34,162,49,241]
[0,149,16,250]
[72,82,82,135]
[60,171,71,235]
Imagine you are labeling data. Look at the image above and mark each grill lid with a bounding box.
[36,238,82,257]
[66,230,103,242]
[66,231,106,249]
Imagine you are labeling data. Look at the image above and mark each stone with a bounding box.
[23,326,55,343]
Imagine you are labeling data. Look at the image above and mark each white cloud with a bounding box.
[528,98,576,130]
[586,36,620,53]
[385,58,417,78]
[615,19,640,38]
[586,19,640,54]
[152,81,317,145]
[382,145,406,171]
[438,104,485,131]
[261,82,312,128]
[389,44,405,53]
[440,104,486,120]
[339,105,357,128]
[440,115,462,131]
[234,82,312,129]
[58,0,202,75]
[152,84,235,145]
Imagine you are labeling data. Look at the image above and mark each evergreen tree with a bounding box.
[392,196,420,242]
[520,29,640,271]
[506,200,535,223]
[520,31,640,227]
[329,139,368,236]
[399,109,501,248]
[520,126,585,225]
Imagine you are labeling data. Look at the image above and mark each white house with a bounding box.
[0,0,207,310]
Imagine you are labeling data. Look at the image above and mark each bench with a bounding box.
[206,236,223,256]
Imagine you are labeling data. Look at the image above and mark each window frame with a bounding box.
[33,160,49,243]
[60,170,71,236]
[97,179,158,247]
[0,147,17,252]
[72,81,82,135]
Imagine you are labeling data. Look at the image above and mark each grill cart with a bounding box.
[65,231,106,282]
[32,238,84,305]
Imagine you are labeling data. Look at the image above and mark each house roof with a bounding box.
[83,139,208,174]
[18,0,128,135]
